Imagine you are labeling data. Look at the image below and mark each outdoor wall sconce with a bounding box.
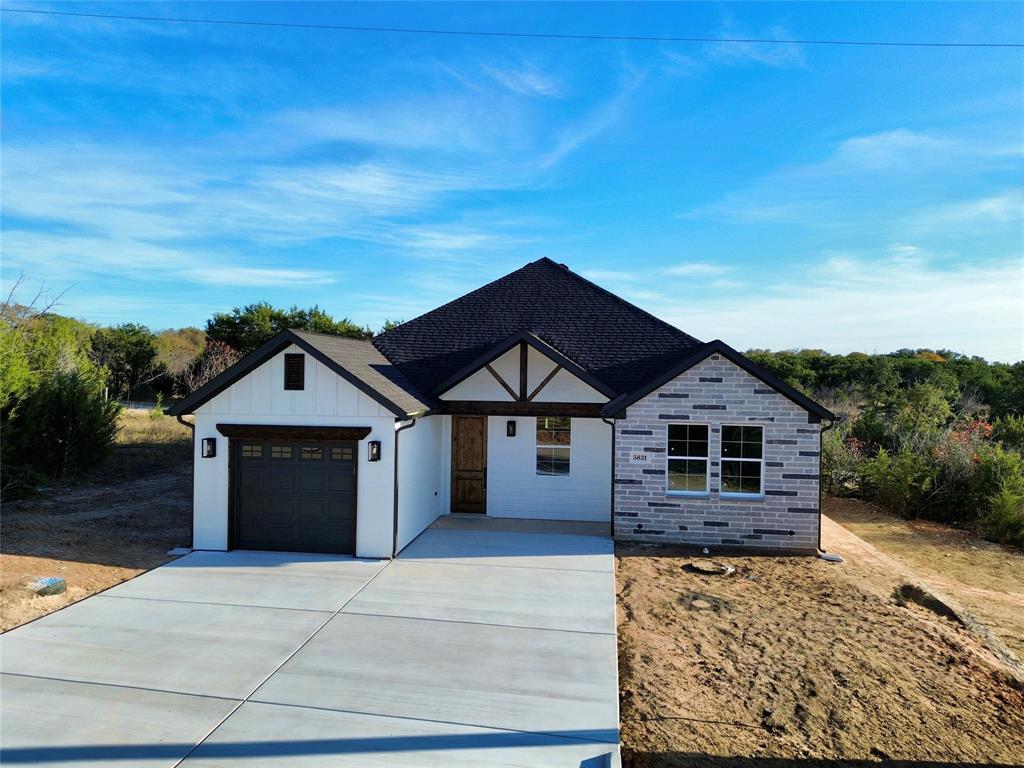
[201,438,216,458]
[367,440,381,462]
[506,420,516,437]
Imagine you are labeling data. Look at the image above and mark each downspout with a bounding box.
[175,414,196,550]
[817,417,843,562]
[602,417,616,539]
[392,417,417,558]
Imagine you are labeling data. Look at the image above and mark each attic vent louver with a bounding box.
[284,353,305,390]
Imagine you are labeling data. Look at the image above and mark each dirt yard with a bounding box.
[826,495,1024,663]
[617,508,1024,767]
[1,411,193,631]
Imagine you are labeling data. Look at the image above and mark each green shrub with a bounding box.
[993,414,1024,452]
[149,393,165,421]
[821,423,863,495]
[858,447,940,518]
[3,371,121,483]
[980,479,1024,546]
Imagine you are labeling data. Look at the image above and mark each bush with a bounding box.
[858,447,940,518]
[149,393,165,421]
[993,414,1024,453]
[821,423,863,495]
[980,479,1024,546]
[3,371,121,484]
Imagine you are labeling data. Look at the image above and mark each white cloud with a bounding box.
[186,267,335,287]
[664,262,728,277]
[637,253,1024,362]
[914,191,1022,229]
[482,63,562,98]
[708,19,806,69]
[681,129,1020,229]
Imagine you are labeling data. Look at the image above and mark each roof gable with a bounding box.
[601,340,837,422]
[373,258,702,398]
[168,329,430,418]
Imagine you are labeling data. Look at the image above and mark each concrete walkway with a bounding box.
[0,519,619,767]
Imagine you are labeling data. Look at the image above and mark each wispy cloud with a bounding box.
[914,191,1022,229]
[186,267,336,287]
[680,129,1022,232]
[708,16,806,69]
[642,251,1023,361]
[482,62,563,98]
[664,262,729,277]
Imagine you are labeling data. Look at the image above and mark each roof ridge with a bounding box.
[373,259,553,346]
[537,259,703,347]
[289,328,374,344]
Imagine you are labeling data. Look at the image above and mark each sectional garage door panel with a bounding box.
[233,440,357,554]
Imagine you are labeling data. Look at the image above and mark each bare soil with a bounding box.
[826,495,1024,663]
[1,412,192,631]
[617,511,1024,767]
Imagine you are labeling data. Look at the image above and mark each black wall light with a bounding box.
[367,440,381,462]
[506,420,516,437]
[201,437,216,458]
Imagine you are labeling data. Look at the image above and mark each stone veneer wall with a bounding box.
[613,354,822,551]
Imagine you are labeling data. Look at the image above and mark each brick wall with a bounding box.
[614,354,821,552]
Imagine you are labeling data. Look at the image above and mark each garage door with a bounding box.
[233,440,357,554]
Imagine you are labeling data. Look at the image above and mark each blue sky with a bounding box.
[2,2,1022,360]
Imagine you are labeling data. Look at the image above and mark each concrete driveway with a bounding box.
[0,519,619,767]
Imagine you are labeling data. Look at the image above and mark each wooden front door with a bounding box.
[451,416,487,513]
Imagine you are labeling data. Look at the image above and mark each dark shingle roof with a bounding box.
[373,258,703,397]
[289,330,432,415]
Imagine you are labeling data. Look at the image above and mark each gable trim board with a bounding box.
[168,329,430,419]
[601,340,836,424]
[432,330,617,401]
[173,258,835,557]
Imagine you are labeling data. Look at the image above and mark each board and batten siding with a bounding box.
[395,415,445,552]
[483,416,612,522]
[614,354,822,551]
[191,344,397,558]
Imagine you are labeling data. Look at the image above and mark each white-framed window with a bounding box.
[666,423,709,494]
[536,416,571,476]
[720,425,765,496]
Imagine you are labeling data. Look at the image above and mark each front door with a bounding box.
[451,416,487,513]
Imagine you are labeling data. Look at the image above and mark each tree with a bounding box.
[155,327,206,378]
[205,303,372,355]
[3,370,121,485]
[89,323,161,401]
[174,340,241,394]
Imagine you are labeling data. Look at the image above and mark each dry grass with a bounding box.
[90,408,192,482]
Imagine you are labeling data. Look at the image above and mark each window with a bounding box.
[284,353,305,390]
[536,416,570,476]
[271,445,293,459]
[300,446,322,460]
[241,444,262,458]
[331,446,354,461]
[667,424,709,493]
[721,425,764,496]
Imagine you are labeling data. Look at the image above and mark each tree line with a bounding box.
[0,296,393,496]
[748,348,1024,545]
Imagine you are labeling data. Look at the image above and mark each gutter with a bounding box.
[602,417,616,539]
[175,415,196,550]
[817,418,843,563]
[392,417,418,558]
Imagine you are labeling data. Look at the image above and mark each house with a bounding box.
[169,258,835,558]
